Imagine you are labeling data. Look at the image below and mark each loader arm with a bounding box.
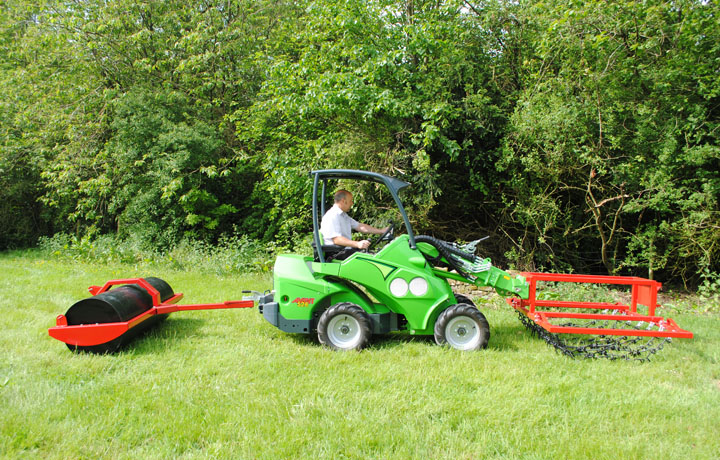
[415,235,529,298]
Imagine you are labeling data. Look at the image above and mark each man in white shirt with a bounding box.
[320,190,389,258]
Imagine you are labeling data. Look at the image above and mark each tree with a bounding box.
[499,0,720,282]
[236,0,514,241]
[22,0,289,247]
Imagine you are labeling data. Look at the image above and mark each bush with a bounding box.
[37,233,283,275]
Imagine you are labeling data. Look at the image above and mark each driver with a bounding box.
[320,189,389,260]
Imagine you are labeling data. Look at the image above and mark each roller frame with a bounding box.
[48,278,253,347]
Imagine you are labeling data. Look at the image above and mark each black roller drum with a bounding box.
[64,277,174,353]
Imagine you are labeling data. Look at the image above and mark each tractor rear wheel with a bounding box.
[318,303,372,351]
[434,304,490,351]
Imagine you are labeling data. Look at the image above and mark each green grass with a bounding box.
[1,251,719,459]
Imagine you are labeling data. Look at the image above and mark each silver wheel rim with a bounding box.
[446,316,481,350]
[327,314,362,349]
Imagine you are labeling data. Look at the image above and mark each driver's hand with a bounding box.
[356,239,371,250]
[381,226,390,233]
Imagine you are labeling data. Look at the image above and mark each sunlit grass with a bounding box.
[1,251,719,459]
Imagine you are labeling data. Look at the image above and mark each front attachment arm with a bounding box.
[415,235,529,298]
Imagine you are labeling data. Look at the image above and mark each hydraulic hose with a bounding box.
[415,235,472,279]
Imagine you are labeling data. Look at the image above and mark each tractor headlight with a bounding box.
[389,278,409,297]
[409,277,428,296]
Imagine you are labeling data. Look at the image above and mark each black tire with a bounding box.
[317,302,372,351]
[453,293,476,308]
[434,304,490,351]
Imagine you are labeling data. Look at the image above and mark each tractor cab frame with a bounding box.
[310,169,416,262]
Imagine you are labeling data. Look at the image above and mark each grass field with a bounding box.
[1,251,719,459]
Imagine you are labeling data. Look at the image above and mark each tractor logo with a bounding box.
[292,297,315,308]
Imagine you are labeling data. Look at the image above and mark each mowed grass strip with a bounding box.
[1,251,718,459]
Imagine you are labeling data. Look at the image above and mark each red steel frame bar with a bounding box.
[507,272,693,339]
[521,272,660,316]
[48,279,254,347]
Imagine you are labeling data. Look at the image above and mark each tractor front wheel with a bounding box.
[453,293,476,307]
[434,304,490,351]
[318,303,372,351]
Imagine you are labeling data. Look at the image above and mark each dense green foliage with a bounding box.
[1,0,718,286]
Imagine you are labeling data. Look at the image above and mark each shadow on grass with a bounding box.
[363,322,533,352]
[138,317,208,352]
[274,331,436,352]
[261,318,538,352]
[369,333,436,351]
[66,317,207,356]
[147,320,533,354]
[487,322,532,352]
[284,332,320,348]
[125,319,535,355]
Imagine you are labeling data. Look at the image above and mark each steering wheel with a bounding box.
[366,221,395,251]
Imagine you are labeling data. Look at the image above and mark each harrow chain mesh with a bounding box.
[516,311,671,361]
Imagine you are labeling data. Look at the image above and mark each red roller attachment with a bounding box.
[48,278,254,353]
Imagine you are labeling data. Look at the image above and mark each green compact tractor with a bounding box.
[257,169,692,358]
[257,169,529,351]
